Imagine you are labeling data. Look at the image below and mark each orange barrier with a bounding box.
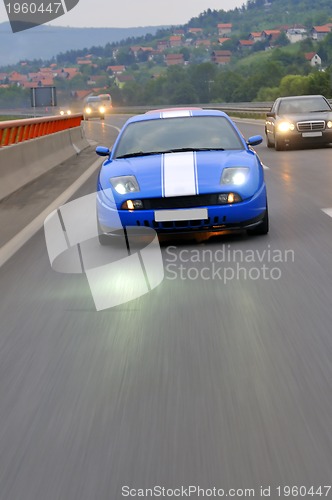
[0,114,83,147]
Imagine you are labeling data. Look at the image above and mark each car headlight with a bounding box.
[60,110,65,115]
[221,167,249,186]
[99,106,105,113]
[111,176,140,194]
[327,121,332,129]
[85,107,91,114]
[66,110,72,115]
[277,121,295,133]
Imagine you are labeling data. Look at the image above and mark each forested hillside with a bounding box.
[1,0,332,107]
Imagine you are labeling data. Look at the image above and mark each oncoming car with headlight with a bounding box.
[83,96,105,120]
[98,93,112,113]
[96,108,268,243]
[59,108,72,116]
[265,95,332,151]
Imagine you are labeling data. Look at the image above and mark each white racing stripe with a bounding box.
[161,110,192,118]
[162,152,197,197]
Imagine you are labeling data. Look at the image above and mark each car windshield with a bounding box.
[99,94,111,101]
[87,97,102,103]
[113,116,244,158]
[278,97,331,114]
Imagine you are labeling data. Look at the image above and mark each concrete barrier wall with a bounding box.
[0,126,90,201]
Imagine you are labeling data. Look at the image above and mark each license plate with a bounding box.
[302,131,322,137]
[154,208,208,222]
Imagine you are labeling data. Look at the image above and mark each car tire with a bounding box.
[266,133,273,148]
[101,116,105,120]
[274,135,284,151]
[247,205,269,236]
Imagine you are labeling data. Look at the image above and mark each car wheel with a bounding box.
[274,135,284,151]
[101,116,105,120]
[266,133,273,148]
[247,205,269,236]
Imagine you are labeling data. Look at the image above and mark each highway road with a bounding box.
[1,115,332,499]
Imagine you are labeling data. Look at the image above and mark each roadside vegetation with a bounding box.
[1,0,332,108]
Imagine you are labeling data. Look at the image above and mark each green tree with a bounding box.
[188,62,218,102]
[278,74,309,95]
[170,81,199,104]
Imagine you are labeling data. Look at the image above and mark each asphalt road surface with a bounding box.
[1,115,332,500]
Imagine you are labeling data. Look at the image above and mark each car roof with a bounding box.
[128,108,230,124]
[278,94,325,101]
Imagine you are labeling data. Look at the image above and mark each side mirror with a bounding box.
[247,135,263,147]
[266,111,275,118]
[96,146,111,157]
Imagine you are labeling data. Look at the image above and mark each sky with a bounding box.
[0,0,244,28]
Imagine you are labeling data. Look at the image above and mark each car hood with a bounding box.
[99,150,262,200]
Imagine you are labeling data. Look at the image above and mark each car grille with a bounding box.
[297,120,325,132]
[142,194,219,209]
[135,216,227,231]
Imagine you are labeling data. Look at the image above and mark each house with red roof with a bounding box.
[218,37,230,46]
[249,32,263,42]
[165,53,185,66]
[211,50,231,65]
[157,40,170,51]
[169,35,183,48]
[238,40,254,51]
[304,52,321,67]
[261,29,281,46]
[195,39,211,48]
[8,72,28,85]
[188,28,203,35]
[107,65,126,74]
[217,23,232,36]
[311,25,331,41]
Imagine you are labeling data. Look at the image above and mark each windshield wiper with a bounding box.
[158,147,225,153]
[309,109,330,113]
[115,151,162,159]
[116,147,225,159]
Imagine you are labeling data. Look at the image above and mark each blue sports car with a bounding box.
[96,108,268,243]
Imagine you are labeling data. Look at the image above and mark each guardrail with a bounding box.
[0,114,84,147]
[0,114,89,201]
[2,100,332,122]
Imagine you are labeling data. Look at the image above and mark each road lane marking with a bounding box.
[0,157,103,268]
[322,208,332,218]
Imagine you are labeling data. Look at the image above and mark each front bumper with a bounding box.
[276,129,332,146]
[97,184,267,235]
[84,111,104,119]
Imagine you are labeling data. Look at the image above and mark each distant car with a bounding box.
[98,93,112,113]
[95,108,268,244]
[265,94,332,151]
[59,108,72,116]
[83,96,105,120]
